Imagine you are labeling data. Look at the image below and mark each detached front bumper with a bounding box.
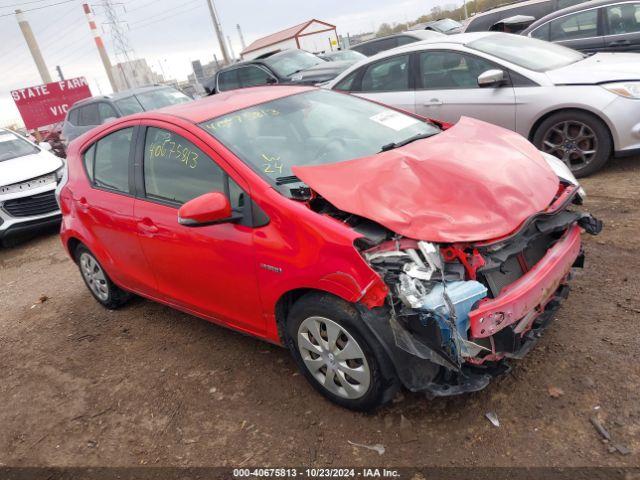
[469,224,582,340]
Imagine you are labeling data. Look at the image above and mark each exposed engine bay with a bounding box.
[304,182,602,394]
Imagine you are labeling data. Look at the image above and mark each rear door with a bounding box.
[414,49,516,130]
[77,123,157,295]
[603,2,640,52]
[346,53,416,113]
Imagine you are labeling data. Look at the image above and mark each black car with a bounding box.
[410,18,464,34]
[463,0,589,32]
[205,50,352,94]
[522,0,640,52]
[349,30,444,57]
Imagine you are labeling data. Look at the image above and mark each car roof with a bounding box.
[352,30,443,47]
[470,0,549,18]
[524,0,614,31]
[69,85,175,108]
[133,85,315,124]
[362,31,497,58]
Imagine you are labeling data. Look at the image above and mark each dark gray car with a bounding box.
[463,0,590,32]
[61,85,191,143]
[205,50,353,94]
[522,0,640,52]
[350,30,444,57]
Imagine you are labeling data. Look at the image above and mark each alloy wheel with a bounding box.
[297,316,371,399]
[79,252,109,301]
[541,120,598,171]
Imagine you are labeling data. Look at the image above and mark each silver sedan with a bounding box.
[325,32,640,176]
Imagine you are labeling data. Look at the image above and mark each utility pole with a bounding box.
[227,35,235,61]
[56,65,64,81]
[83,3,117,91]
[15,9,52,84]
[463,0,469,19]
[101,0,137,89]
[206,0,230,65]
[236,23,246,51]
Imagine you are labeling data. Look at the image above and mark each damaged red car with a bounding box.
[58,86,602,410]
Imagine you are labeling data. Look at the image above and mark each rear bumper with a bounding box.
[469,224,582,339]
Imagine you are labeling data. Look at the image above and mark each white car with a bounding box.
[326,32,640,177]
[0,128,64,246]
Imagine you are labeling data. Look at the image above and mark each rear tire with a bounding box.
[74,244,131,309]
[533,110,612,178]
[284,292,399,411]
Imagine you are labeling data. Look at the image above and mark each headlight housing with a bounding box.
[540,152,586,199]
[601,81,640,99]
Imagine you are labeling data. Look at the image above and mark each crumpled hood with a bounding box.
[293,117,559,243]
[0,151,62,187]
[546,53,640,85]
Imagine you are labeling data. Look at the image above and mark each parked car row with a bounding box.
[326,31,640,176]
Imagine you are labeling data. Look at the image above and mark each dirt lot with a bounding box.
[1,157,639,470]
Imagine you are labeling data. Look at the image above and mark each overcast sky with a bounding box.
[0,0,454,127]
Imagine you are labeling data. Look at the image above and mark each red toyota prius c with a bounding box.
[57,86,602,410]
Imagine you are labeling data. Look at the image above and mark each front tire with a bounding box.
[285,292,399,411]
[533,110,612,178]
[75,244,131,309]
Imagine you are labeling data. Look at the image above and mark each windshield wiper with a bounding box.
[275,175,303,185]
[379,132,438,152]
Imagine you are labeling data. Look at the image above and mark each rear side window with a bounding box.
[238,66,274,87]
[77,103,100,126]
[83,144,96,181]
[548,9,598,41]
[361,54,410,92]
[218,70,240,91]
[115,96,144,115]
[143,127,226,204]
[67,108,80,126]
[98,103,117,123]
[92,128,133,193]
[334,71,359,91]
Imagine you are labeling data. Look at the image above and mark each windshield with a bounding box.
[432,18,462,32]
[468,33,584,71]
[199,90,440,189]
[0,131,39,162]
[264,50,325,77]
[323,50,366,62]
[134,88,191,110]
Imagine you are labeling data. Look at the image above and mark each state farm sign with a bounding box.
[11,77,92,130]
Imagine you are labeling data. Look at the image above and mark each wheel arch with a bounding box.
[527,107,615,152]
[274,288,336,344]
[66,236,83,262]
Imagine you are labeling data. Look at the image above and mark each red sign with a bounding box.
[11,77,92,130]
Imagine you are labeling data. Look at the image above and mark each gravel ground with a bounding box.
[0,157,639,469]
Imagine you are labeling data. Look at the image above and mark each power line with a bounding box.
[130,2,203,30]
[0,0,65,9]
[128,0,201,27]
[0,0,77,17]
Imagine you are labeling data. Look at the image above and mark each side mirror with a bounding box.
[266,77,278,85]
[478,69,506,88]
[40,141,52,151]
[178,192,234,226]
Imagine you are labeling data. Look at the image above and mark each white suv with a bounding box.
[0,128,64,246]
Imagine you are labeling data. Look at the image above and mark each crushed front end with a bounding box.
[357,183,602,397]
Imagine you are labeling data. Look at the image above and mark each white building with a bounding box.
[240,19,339,60]
[111,58,163,92]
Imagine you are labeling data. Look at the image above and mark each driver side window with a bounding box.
[418,51,496,89]
[143,127,226,205]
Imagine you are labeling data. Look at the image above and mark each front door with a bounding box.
[132,123,264,335]
[414,50,516,130]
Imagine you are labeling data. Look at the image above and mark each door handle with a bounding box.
[608,39,631,46]
[423,98,443,106]
[138,218,159,235]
